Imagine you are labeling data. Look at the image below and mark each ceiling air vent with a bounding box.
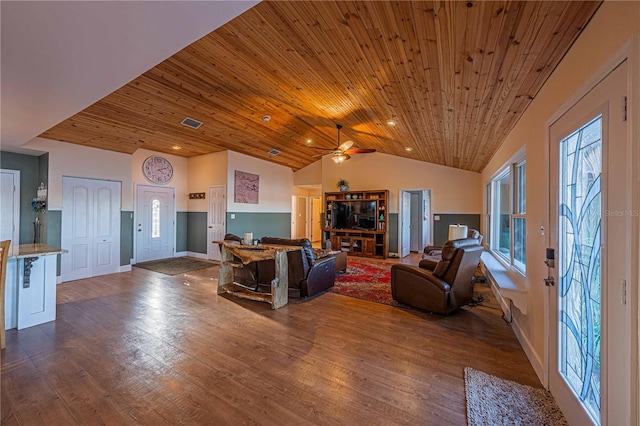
[181,117,203,129]
[268,149,281,156]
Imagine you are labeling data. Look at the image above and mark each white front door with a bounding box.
[0,169,20,245]
[548,61,630,425]
[208,185,226,261]
[61,177,121,281]
[136,185,175,263]
[400,191,410,257]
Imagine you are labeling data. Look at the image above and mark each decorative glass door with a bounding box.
[558,116,602,423]
[548,61,630,426]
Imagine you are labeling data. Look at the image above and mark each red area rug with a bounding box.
[328,259,400,307]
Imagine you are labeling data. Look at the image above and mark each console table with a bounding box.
[216,242,300,309]
[5,244,68,330]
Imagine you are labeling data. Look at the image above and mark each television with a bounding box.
[332,200,377,230]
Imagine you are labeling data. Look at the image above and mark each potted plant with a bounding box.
[337,179,349,192]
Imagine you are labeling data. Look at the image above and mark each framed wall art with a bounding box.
[234,170,259,204]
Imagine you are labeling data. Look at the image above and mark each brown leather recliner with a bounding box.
[258,237,336,298]
[422,229,483,263]
[391,239,483,314]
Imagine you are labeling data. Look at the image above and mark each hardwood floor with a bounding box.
[1,254,540,425]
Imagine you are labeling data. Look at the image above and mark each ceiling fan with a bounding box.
[312,124,376,164]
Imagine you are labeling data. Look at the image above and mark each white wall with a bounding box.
[480,0,640,379]
[131,149,189,211]
[187,151,228,212]
[321,152,481,213]
[26,137,133,209]
[293,160,322,186]
[227,151,293,212]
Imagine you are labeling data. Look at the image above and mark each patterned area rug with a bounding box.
[328,259,400,306]
[465,368,567,425]
[135,257,217,276]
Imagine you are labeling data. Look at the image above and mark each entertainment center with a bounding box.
[323,189,389,259]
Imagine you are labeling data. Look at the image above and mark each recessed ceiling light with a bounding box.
[387,119,397,126]
[172,145,182,150]
[405,147,413,152]
[262,115,271,122]
[306,139,312,144]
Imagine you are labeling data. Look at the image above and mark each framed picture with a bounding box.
[234,170,259,204]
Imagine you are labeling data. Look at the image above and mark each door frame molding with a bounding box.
[1,169,20,246]
[133,183,176,264]
[543,34,639,423]
[399,188,433,256]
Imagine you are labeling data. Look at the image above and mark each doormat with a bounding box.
[464,367,567,425]
[134,257,217,276]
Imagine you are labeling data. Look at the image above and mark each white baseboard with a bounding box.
[175,251,188,257]
[56,276,62,284]
[119,265,132,273]
[488,278,545,384]
[187,251,208,260]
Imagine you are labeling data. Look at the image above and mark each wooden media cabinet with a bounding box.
[322,189,389,259]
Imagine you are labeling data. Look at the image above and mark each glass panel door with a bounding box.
[558,116,602,423]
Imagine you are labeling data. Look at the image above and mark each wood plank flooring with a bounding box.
[1,255,540,425]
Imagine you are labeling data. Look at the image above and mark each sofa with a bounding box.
[255,237,338,298]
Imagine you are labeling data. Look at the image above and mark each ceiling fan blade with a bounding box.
[338,140,354,152]
[345,148,376,154]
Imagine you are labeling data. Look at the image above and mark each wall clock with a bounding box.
[142,156,173,184]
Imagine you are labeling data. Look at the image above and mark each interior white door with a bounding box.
[62,177,121,281]
[423,190,431,247]
[208,185,226,261]
[401,191,410,257]
[548,61,630,425]
[0,169,20,245]
[136,185,175,263]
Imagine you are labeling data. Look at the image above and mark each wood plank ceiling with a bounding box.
[40,1,601,172]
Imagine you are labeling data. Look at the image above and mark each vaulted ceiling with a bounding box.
[40,1,601,173]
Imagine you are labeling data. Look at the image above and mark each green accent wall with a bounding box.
[121,211,133,266]
[47,210,62,275]
[187,212,207,254]
[176,212,188,252]
[226,212,291,240]
[1,151,42,244]
[433,213,481,246]
[389,213,398,253]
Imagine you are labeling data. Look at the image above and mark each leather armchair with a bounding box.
[423,229,483,259]
[391,239,483,314]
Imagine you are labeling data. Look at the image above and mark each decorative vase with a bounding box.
[339,185,348,192]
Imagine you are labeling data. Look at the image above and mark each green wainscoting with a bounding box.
[187,212,207,254]
[176,212,188,252]
[226,212,291,240]
[389,213,398,254]
[46,210,62,274]
[433,213,481,246]
[121,211,133,266]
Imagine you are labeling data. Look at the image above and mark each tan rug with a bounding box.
[464,368,567,425]
[135,257,217,275]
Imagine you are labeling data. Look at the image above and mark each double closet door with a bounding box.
[61,177,121,281]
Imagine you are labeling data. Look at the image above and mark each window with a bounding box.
[151,199,160,238]
[488,158,526,274]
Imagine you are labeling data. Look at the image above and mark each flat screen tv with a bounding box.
[332,200,377,230]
